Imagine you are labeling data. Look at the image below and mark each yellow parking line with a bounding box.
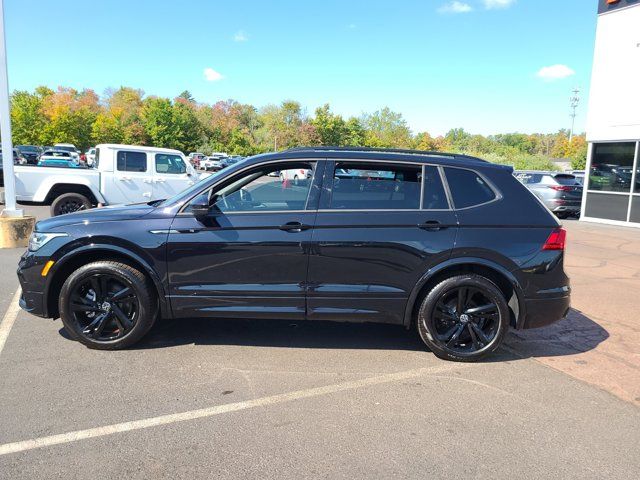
[0,362,468,456]
[0,289,21,358]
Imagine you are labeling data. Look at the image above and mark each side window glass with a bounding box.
[330,162,421,210]
[156,154,187,174]
[198,162,315,213]
[422,166,449,209]
[117,151,147,172]
[444,168,496,209]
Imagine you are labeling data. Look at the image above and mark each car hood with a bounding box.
[36,203,156,231]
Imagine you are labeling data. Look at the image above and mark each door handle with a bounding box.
[418,220,447,231]
[119,176,131,181]
[154,178,166,183]
[143,179,152,184]
[279,222,310,233]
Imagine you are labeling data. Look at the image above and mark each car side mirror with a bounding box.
[190,193,210,220]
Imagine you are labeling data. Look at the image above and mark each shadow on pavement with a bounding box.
[57,307,608,360]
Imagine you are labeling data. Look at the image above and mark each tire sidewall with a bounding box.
[59,261,156,349]
[417,274,509,362]
[51,193,92,217]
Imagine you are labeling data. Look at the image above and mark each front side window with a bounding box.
[589,142,635,193]
[156,154,187,174]
[117,151,147,172]
[444,168,496,209]
[188,162,315,213]
[329,162,422,210]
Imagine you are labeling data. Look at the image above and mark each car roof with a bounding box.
[95,144,184,155]
[246,147,512,171]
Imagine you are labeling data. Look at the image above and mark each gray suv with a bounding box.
[514,171,583,218]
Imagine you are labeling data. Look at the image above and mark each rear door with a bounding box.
[306,160,457,325]
[108,150,153,204]
[153,152,195,199]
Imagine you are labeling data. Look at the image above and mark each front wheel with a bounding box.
[59,261,158,350]
[416,274,510,362]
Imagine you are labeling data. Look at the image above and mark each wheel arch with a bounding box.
[43,183,104,206]
[403,258,526,329]
[44,245,169,319]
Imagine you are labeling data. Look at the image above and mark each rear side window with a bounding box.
[444,168,496,209]
[330,162,422,210]
[117,151,147,172]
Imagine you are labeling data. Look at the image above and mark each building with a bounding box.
[582,0,640,227]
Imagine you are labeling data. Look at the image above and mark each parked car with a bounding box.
[53,143,81,162]
[84,148,97,167]
[14,144,200,216]
[188,152,206,169]
[280,166,311,185]
[514,171,583,218]
[16,145,42,165]
[567,170,585,186]
[18,147,570,361]
[38,149,82,168]
[0,148,27,165]
[201,156,225,172]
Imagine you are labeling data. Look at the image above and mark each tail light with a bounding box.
[548,185,572,191]
[543,228,566,251]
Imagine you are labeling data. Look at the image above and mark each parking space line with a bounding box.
[0,289,21,358]
[0,362,468,456]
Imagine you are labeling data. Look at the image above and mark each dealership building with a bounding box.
[582,0,640,227]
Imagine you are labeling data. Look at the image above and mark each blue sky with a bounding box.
[6,0,597,136]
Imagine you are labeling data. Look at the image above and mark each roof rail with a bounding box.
[283,146,488,162]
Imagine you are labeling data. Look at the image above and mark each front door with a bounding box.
[167,160,322,320]
[307,160,457,325]
[152,152,196,200]
[108,149,153,204]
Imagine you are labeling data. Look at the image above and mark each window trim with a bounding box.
[442,165,502,211]
[116,149,148,173]
[178,159,321,215]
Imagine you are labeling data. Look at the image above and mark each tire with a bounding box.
[416,274,510,362]
[51,192,92,216]
[555,212,568,219]
[59,261,158,350]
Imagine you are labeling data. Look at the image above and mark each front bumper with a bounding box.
[17,250,51,318]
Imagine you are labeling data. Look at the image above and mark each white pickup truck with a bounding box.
[14,144,201,216]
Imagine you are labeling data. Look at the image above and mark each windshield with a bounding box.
[18,145,39,153]
[553,174,579,186]
[55,146,76,152]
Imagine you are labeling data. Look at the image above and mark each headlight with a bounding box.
[28,232,68,252]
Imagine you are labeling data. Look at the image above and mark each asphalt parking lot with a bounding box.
[0,204,639,479]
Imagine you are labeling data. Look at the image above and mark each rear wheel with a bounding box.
[51,193,92,216]
[416,274,509,362]
[59,261,157,350]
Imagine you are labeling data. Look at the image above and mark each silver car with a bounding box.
[514,171,583,218]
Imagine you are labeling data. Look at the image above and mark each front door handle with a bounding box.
[279,222,311,233]
[418,220,446,231]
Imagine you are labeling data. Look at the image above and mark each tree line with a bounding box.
[9,86,587,170]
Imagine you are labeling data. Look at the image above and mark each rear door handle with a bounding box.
[418,220,446,231]
[279,222,311,233]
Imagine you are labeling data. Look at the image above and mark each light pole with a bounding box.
[569,87,580,142]
[0,0,21,217]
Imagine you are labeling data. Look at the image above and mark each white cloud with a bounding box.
[347,23,357,29]
[233,30,248,42]
[203,67,224,82]
[438,1,473,14]
[536,64,575,81]
[483,0,516,9]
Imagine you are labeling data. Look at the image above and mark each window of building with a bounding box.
[588,142,635,193]
[329,162,422,210]
[117,151,147,172]
[444,168,496,209]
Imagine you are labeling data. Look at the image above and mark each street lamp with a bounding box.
[569,87,580,142]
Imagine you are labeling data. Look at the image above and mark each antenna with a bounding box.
[569,87,580,141]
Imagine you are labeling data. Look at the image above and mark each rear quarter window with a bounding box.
[444,167,496,209]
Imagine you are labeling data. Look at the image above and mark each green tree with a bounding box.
[360,107,412,148]
[312,104,348,146]
[10,90,47,145]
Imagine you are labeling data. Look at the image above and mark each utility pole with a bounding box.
[569,87,580,142]
[0,0,21,216]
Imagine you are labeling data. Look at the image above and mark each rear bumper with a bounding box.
[521,294,570,329]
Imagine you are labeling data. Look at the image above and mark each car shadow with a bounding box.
[57,308,608,361]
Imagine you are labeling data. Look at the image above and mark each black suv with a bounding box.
[17,148,570,361]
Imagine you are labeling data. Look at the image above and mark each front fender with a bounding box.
[402,256,526,328]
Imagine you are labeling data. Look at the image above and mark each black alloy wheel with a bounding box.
[51,192,92,216]
[417,274,509,362]
[59,261,158,349]
[69,273,139,342]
